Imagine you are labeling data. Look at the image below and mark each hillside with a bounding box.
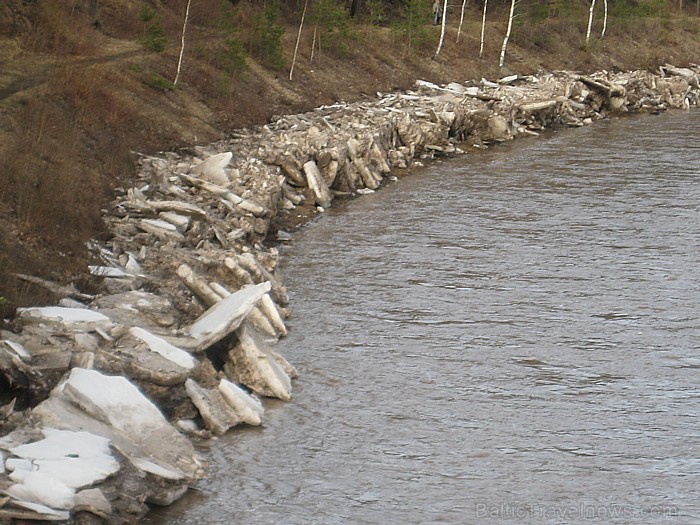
[1,0,699,324]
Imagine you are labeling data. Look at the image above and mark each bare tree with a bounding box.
[311,24,318,63]
[601,0,608,38]
[499,0,516,67]
[586,0,596,44]
[434,0,448,57]
[174,0,191,86]
[290,0,309,80]
[456,0,468,43]
[479,0,488,58]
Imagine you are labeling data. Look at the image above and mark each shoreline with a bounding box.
[0,64,698,524]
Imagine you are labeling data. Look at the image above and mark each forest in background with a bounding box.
[1,0,699,323]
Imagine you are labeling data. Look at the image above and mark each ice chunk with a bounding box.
[10,428,119,489]
[17,307,113,331]
[63,369,170,435]
[5,458,34,473]
[227,321,291,401]
[176,419,200,434]
[6,472,76,510]
[138,219,185,240]
[130,457,186,481]
[75,488,112,519]
[4,499,70,521]
[191,152,232,185]
[89,266,131,278]
[3,340,31,361]
[94,290,177,329]
[415,79,440,91]
[189,282,271,351]
[444,82,466,94]
[129,327,196,369]
[499,74,519,84]
[52,368,198,482]
[185,379,241,435]
[218,379,264,426]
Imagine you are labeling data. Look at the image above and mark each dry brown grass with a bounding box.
[19,1,99,55]
[0,61,136,321]
[0,67,116,249]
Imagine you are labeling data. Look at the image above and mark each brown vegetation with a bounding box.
[1,0,699,324]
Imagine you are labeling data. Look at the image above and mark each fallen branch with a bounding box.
[14,274,95,302]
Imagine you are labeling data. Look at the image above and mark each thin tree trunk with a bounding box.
[601,0,608,38]
[290,0,308,80]
[456,0,468,43]
[499,0,515,67]
[586,0,596,44]
[434,0,448,57]
[173,0,191,86]
[350,0,362,18]
[479,0,488,58]
[311,24,317,62]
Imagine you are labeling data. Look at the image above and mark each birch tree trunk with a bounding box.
[173,0,191,86]
[586,0,596,44]
[479,0,488,58]
[499,0,516,67]
[289,0,308,81]
[311,25,317,63]
[434,0,448,57]
[456,0,468,43]
[601,0,608,38]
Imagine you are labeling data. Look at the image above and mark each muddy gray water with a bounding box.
[147,111,700,524]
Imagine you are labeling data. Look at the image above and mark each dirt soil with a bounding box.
[1,1,699,324]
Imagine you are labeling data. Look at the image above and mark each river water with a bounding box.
[147,110,700,524]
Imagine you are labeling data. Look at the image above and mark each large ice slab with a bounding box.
[16,307,113,332]
[191,151,232,185]
[94,291,177,329]
[226,321,291,401]
[189,282,271,351]
[129,327,196,370]
[9,428,119,489]
[33,368,202,486]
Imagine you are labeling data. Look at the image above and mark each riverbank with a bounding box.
[0,65,699,523]
[3,2,700,321]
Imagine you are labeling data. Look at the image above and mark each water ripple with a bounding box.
[148,111,700,525]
